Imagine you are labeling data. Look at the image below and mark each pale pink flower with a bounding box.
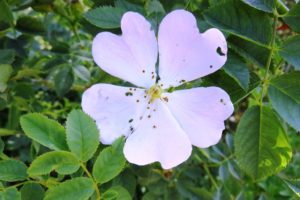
[82,10,234,169]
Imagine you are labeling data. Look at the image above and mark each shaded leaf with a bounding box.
[16,16,46,35]
[279,35,300,70]
[0,0,14,31]
[0,64,13,92]
[0,188,21,200]
[281,177,300,197]
[223,52,250,91]
[84,6,126,29]
[241,0,276,13]
[268,72,300,131]
[203,0,272,45]
[54,66,74,97]
[228,35,270,68]
[0,49,15,64]
[20,183,45,200]
[283,2,300,33]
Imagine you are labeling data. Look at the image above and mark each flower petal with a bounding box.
[158,10,227,88]
[124,101,192,169]
[164,87,234,148]
[81,84,147,144]
[92,12,157,88]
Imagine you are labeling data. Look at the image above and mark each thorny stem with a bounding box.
[259,14,278,105]
[80,163,101,200]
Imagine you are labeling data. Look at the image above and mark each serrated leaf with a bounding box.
[241,0,276,13]
[20,113,68,151]
[103,186,131,200]
[0,64,13,92]
[203,0,272,45]
[20,183,45,200]
[279,35,300,70]
[28,151,80,176]
[283,2,300,33]
[54,66,74,97]
[223,52,250,91]
[0,49,15,64]
[66,110,99,162]
[93,137,126,184]
[234,106,292,180]
[0,159,27,182]
[44,177,94,200]
[84,6,126,29]
[268,72,300,131]
[0,188,21,200]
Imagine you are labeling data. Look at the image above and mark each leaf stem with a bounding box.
[259,15,278,105]
[80,162,101,200]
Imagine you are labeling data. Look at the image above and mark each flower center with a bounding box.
[147,84,163,103]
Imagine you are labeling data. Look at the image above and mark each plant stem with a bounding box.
[80,163,101,200]
[259,15,278,105]
[203,163,218,189]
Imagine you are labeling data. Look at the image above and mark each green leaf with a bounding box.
[102,186,131,200]
[54,66,74,97]
[0,188,21,200]
[203,0,272,45]
[44,177,95,200]
[20,113,68,151]
[115,0,144,13]
[28,151,80,176]
[279,35,300,70]
[234,106,292,180]
[73,65,90,82]
[281,177,300,197]
[66,110,99,162]
[268,72,300,131]
[203,70,260,104]
[241,0,276,13]
[223,52,250,91]
[93,137,126,184]
[0,159,27,182]
[84,6,126,29]
[0,137,4,153]
[228,36,271,68]
[0,49,15,64]
[0,64,13,92]
[283,2,300,33]
[16,16,46,35]
[0,0,14,30]
[20,183,45,200]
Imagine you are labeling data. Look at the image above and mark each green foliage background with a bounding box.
[0,0,300,199]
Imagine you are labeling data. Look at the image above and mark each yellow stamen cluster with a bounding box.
[147,84,162,103]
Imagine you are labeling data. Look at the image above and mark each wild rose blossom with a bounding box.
[82,10,234,169]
